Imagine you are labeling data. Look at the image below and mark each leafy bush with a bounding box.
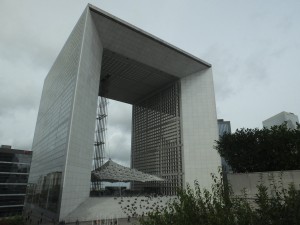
[215,124,300,172]
[0,215,24,225]
[139,173,300,225]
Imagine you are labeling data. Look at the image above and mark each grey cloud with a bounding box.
[107,101,132,133]
[243,54,269,84]
[106,125,131,166]
[1,0,300,166]
[0,35,57,71]
[0,62,43,116]
[0,1,85,71]
[0,109,37,150]
[205,39,289,105]
[203,45,240,101]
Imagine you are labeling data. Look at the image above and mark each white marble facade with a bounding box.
[180,68,220,190]
[28,4,220,221]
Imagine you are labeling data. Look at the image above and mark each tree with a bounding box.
[215,123,300,173]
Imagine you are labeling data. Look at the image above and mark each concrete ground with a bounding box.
[23,195,174,225]
[25,216,140,225]
[65,196,173,222]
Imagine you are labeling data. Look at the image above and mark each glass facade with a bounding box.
[0,146,32,217]
[26,7,103,219]
[25,10,89,220]
[0,163,30,173]
[26,172,62,213]
[217,119,232,173]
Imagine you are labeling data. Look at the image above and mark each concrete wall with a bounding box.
[263,111,299,129]
[180,68,221,190]
[66,196,175,222]
[228,170,300,198]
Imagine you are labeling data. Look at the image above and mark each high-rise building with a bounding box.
[0,145,32,217]
[217,119,232,173]
[263,111,299,129]
[26,5,220,221]
[217,119,231,136]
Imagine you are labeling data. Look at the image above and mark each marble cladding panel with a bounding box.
[59,9,103,220]
[27,8,88,219]
[180,68,221,190]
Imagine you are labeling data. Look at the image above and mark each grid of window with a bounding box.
[25,10,87,218]
[131,82,183,195]
[0,148,32,217]
[0,185,27,195]
[0,173,28,183]
[0,162,30,173]
[0,195,25,206]
[0,206,23,218]
[0,152,31,164]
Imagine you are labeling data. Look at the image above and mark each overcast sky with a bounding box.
[0,0,299,166]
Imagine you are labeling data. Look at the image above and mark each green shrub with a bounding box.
[139,173,300,225]
[215,123,300,172]
[0,215,24,225]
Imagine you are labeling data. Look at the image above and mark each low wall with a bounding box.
[65,196,175,223]
[227,170,300,198]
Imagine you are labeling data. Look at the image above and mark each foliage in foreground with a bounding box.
[0,215,24,225]
[139,174,300,225]
[215,123,300,172]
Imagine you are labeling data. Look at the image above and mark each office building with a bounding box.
[217,119,232,173]
[26,4,220,221]
[263,111,299,129]
[217,119,231,136]
[0,145,32,217]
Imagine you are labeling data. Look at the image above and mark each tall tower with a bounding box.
[217,119,232,173]
[263,111,299,129]
[26,5,220,221]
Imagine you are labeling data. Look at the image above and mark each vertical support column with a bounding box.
[59,9,103,219]
[26,7,101,221]
[180,68,220,190]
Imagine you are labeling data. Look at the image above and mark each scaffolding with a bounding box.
[91,96,108,191]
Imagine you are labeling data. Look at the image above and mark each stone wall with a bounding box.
[227,170,300,198]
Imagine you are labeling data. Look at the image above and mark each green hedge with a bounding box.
[0,215,24,225]
[140,174,300,225]
[215,123,300,172]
